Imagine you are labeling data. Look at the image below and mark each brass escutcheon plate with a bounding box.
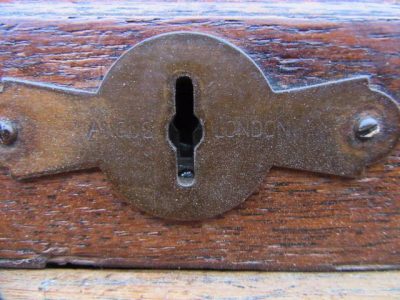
[0,32,399,220]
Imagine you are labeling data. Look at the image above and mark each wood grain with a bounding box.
[0,1,399,270]
[1,270,400,300]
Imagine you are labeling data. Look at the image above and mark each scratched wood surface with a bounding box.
[1,270,400,300]
[0,1,399,270]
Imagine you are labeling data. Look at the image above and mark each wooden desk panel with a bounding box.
[1,270,400,299]
[0,1,399,270]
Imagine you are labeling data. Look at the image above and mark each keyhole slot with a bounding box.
[168,76,203,186]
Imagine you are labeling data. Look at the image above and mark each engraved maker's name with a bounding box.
[214,119,274,139]
[87,120,153,140]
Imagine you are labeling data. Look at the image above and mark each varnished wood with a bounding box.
[0,1,399,270]
[1,270,400,300]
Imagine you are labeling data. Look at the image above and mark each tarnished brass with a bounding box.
[0,32,399,220]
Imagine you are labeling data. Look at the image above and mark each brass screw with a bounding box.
[0,119,18,145]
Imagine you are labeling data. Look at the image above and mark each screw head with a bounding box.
[356,116,380,140]
[0,119,18,145]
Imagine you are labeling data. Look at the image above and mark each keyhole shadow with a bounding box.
[168,76,203,187]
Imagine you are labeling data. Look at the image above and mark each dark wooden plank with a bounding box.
[0,1,399,270]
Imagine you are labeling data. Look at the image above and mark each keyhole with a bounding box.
[168,76,203,186]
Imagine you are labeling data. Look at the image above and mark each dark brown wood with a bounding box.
[0,1,399,270]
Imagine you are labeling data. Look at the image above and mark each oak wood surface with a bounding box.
[0,1,399,270]
[1,270,400,300]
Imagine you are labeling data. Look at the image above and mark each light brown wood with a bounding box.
[0,270,399,300]
[0,0,399,270]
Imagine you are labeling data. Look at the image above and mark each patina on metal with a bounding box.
[0,32,399,220]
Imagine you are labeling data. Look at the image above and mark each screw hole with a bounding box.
[0,120,18,146]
